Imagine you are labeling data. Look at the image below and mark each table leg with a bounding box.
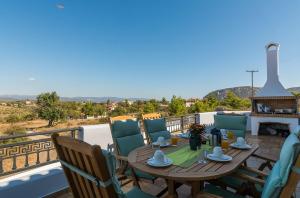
[191,181,204,197]
[167,179,177,198]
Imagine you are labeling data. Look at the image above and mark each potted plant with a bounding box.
[189,123,205,150]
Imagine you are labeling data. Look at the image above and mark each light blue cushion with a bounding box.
[293,126,300,136]
[279,133,300,184]
[116,134,145,156]
[111,120,141,138]
[102,150,125,197]
[214,114,247,130]
[125,186,155,198]
[261,161,281,198]
[149,131,171,142]
[144,118,167,133]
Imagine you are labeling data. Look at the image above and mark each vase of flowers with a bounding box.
[189,124,205,151]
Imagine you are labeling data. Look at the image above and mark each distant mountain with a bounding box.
[287,87,300,94]
[205,86,300,100]
[0,95,147,103]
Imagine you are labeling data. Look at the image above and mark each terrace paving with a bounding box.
[56,133,300,198]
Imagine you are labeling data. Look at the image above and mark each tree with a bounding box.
[143,102,155,113]
[94,104,105,116]
[292,91,300,97]
[36,92,65,127]
[161,97,168,105]
[168,96,186,116]
[81,101,95,116]
[221,91,250,110]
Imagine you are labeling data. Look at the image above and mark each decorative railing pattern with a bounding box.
[0,114,199,178]
[0,128,79,177]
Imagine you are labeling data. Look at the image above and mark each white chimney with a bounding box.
[256,42,292,97]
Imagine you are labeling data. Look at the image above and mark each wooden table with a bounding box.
[128,139,259,197]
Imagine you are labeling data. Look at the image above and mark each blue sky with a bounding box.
[0,0,300,99]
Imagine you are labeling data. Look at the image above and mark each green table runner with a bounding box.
[166,144,212,168]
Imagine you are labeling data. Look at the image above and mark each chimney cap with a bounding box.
[265,42,280,51]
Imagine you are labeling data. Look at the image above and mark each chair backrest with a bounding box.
[261,133,300,198]
[280,153,300,197]
[52,133,118,198]
[110,115,136,123]
[214,114,247,130]
[142,113,161,120]
[110,120,145,156]
[143,118,171,143]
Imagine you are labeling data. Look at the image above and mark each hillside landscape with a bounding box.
[205,86,300,100]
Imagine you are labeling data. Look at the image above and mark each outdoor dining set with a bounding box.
[51,113,300,198]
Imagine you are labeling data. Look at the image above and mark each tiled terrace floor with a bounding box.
[56,134,300,198]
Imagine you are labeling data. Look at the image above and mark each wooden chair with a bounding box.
[206,133,300,198]
[142,113,161,120]
[51,133,155,198]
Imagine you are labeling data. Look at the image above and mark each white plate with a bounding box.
[230,143,252,150]
[207,154,232,162]
[147,158,173,167]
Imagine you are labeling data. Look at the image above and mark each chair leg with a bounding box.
[130,167,141,189]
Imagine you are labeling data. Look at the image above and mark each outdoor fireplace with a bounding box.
[250,43,300,135]
[258,122,290,137]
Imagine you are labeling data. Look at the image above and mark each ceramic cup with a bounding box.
[236,137,246,146]
[212,146,223,158]
[153,150,165,163]
[157,136,166,145]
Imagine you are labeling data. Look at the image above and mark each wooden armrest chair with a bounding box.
[109,119,167,197]
[51,133,155,198]
[206,133,300,198]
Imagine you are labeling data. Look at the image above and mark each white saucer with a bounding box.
[207,154,232,162]
[153,142,171,147]
[230,143,252,150]
[147,158,173,167]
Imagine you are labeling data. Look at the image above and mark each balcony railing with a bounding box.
[0,127,80,177]
[0,114,198,178]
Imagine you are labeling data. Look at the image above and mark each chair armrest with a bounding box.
[114,154,128,162]
[232,172,265,186]
[240,166,268,177]
[251,153,276,163]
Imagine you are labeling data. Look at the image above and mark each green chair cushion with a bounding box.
[116,134,145,156]
[102,149,125,197]
[279,133,300,184]
[125,168,156,181]
[111,120,141,138]
[261,161,281,198]
[214,114,247,131]
[149,131,171,143]
[204,184,243,198]
[125,186,155,198]
[230,129,245,138]
[144,118,167,133]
